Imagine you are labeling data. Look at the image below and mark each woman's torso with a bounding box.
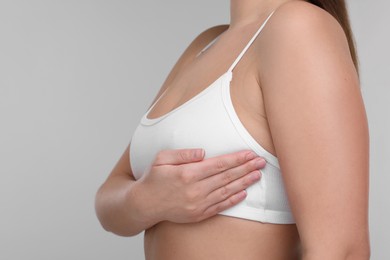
[137,13,301,260]
[144,216,300,260]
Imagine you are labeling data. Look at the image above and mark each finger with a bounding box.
[153,148,205,166]
[192,150,261,180]
[201,157,265,192]
[204,170,261,207]
[200,190,248,220]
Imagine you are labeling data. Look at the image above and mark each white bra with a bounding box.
[129,10,295,224]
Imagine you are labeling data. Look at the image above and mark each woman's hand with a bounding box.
[132,148,266,224]
[95,145,265,237]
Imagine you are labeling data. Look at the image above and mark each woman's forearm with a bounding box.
[95,147,266,237]
[95,175,160,237]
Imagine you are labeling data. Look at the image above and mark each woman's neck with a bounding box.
[229,0,294,28]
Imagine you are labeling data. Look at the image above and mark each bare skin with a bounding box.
[96,0,369,259]
[143,1,304,259]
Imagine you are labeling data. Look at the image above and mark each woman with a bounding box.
[95,0,370,259]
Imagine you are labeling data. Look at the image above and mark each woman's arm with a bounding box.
[258,2,369,259]
[95,145,266,237]
[94,144,154,236]
[95,24,265,237]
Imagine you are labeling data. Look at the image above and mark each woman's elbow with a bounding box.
[94,188,117,234]
[95,185,143,237]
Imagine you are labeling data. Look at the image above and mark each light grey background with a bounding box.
[0,0,388,259]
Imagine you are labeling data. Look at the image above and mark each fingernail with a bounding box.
[239,190,247,198]
[245,151,256,160]
[251,171,261,181]
[195,149,205,158]
[255,158,266,168]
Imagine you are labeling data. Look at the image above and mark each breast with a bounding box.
[129,78,241,180]
[129,76,295,224]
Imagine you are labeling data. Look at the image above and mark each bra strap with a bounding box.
[227,10,276,73]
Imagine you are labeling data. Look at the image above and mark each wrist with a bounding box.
[128,179,163,228]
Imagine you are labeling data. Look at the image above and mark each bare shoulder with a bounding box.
[254,1,369,256]
[258,0,351,60]
[271,0,346,34]
[256,0,357,90]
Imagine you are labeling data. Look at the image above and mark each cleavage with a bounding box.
[147,55,230,120]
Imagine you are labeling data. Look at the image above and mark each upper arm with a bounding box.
[147,24,228,108]
[259,2,369,256]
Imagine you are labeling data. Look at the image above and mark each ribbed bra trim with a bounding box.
[131,9,296,224]
[140,10,279,168]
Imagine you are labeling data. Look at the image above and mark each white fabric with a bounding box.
[129,10,295,224]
